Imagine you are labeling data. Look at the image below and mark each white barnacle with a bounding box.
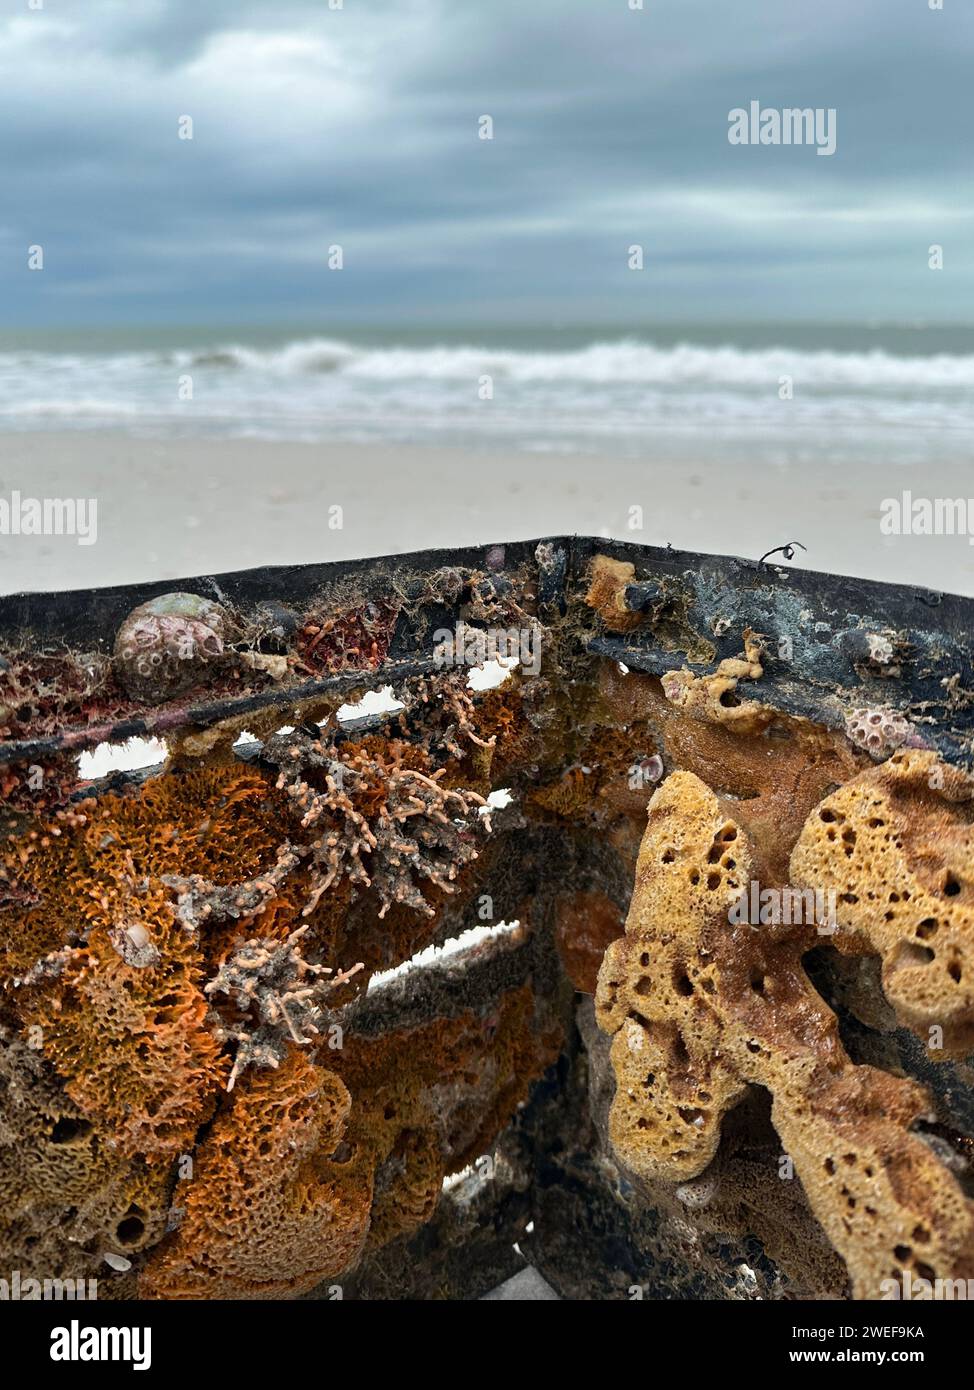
[675,1173,717,1209]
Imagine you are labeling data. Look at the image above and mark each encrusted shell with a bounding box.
[113,593,227,702]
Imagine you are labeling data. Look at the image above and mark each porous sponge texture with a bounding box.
[1,719,559,1298]
[595,772,756,1182]
[791,749,974,1052]
[140,1051,370,1299]
[1,766,287,978]
[595,770,974,1298]
[658,632,769,735]
[584,555,645,634]
[2,767,291,1156]
[141,988,558,1298]
[7,595,974,1303]
[332,986,559,1209]
[595,660,866,886]
[23,916,226,1161]
[0,1037,170,1283]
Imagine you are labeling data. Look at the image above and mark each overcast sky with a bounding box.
[1,0,971,327]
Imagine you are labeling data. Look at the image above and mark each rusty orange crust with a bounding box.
[0,738,558,1294]
[141,989,558,1299]
[1,768,285,1157]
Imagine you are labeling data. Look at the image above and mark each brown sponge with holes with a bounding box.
[595,769,974,1297]
[791,749,974,1053]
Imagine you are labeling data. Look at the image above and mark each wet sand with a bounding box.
[2,429,973,596]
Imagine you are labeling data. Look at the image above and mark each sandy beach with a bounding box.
[2,429,973,598]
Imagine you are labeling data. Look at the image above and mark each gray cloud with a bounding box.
[1,0,971,325]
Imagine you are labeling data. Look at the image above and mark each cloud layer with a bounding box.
[1,0,971,325]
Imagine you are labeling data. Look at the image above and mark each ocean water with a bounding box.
[0,323,972,455]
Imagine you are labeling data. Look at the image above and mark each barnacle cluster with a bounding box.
[845,705,927,759]
[113,593,228,702]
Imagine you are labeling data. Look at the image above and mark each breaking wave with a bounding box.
[158,337,974,388]
[0,336,971,447]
